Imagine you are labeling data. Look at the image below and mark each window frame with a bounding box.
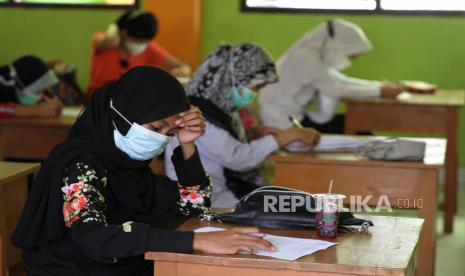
[240,0,465,16]
[0,0,139,10]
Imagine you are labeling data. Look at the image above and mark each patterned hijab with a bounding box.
[186,43,278,114]
[186,44,278,199]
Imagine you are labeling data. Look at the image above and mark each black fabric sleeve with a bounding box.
[62,158,194,264]
[71,222,194,263]
[171,145,209,188]
[170,146,212,216]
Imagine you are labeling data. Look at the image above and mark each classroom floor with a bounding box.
[431,181,464,276]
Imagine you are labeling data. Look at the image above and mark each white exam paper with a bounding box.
[62,107,84,117]
[314,135,367,151]
[194,227,337,261]
[286,135,368,152]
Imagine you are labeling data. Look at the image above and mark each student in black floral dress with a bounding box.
[12,67,275,276]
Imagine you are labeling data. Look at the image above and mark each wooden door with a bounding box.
[143,0,203,69]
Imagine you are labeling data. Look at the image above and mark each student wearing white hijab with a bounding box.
[259,19,403,132]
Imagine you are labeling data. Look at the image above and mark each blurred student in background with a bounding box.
[0,55,63,118]
[260,19,403,133]
[165,44,320,208]
[88,10,191,96]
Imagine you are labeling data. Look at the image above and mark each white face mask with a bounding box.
[110,99,172,161]
[124,40,149,55]
[323,50,352,70]
[332,55,352,70]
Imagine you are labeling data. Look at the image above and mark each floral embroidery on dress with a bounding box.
[122,221,134,233]
[77,167,98,183]
[177,175,212,216]
[62,182,88,227]
[180,185,204,205]
[62,161,108,228]
[62,182,107,228]
[101,176,108,188]
[62,158,212,228]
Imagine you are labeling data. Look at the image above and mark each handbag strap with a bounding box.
[355,137,398,155]
[241,185,315,202]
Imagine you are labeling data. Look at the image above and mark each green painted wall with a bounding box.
[202,0,465,165]
[0,0,464,164]
[0,7,121,90]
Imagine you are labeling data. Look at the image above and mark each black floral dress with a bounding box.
[22,147,211,276]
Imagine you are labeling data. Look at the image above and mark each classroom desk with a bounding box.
[343,89,464,233]
[146,215,423,276]
[268,137,445,276]
[0,111,77,160]
[0,162,40,276]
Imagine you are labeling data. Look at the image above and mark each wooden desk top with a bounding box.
[0,116,76,127]
[0,106,81,127]
[146,215,423,275]
[269,136,446,169]
[0,162,40,186]
[344,89,465,107]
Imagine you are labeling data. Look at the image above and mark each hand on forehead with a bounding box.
[142,113,181,135]
[141,106,202,135]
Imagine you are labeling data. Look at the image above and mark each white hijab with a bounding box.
[278,19,373,70]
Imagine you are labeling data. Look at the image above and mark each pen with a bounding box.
[289,115,304,129]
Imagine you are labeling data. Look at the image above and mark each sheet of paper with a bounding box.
[286,135,368,152]
[194,227,337,261]
[285,141,312,152]
[397,91,412,100]
[315,135,368,151]
[62,106,84,117]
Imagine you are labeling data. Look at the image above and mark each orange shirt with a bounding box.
[88,32,170,96]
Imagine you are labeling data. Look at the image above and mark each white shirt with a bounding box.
[165,121,279,208]
[259,47,381,129]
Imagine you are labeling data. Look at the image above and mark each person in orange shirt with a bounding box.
[88,10,191,97]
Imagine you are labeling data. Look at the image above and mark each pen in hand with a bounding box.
[249,233,266,238]
[289,115,304,129]
[287,115,321,148]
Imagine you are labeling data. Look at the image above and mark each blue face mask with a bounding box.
[5,65,40,106]
[17,93,40,106]
[231,86,257,108]
[110,99,173,161]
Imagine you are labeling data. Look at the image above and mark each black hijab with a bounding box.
[12,66,190,249]
[0,55,57,103]
[116,10,158,39]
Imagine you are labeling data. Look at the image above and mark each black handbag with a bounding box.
[49,61,86,105]
[214,186,373,231]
